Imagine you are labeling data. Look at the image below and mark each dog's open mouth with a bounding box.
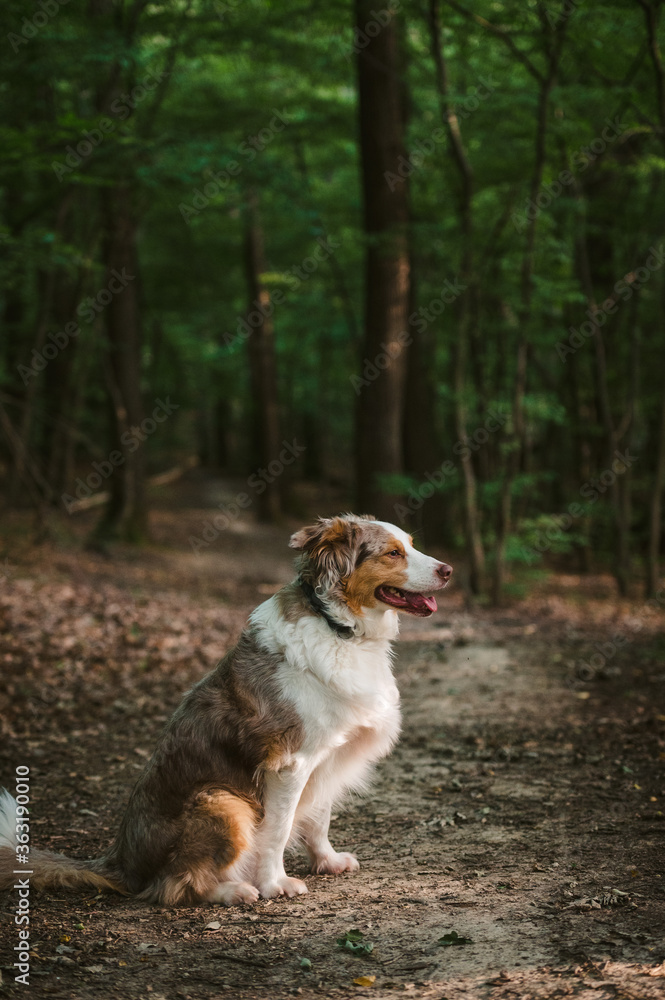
[375,585,437,617]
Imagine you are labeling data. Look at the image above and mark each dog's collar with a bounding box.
[299,579,354,639]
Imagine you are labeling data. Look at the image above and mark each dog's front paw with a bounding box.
[258,875,308,899]
[312,851,360,875]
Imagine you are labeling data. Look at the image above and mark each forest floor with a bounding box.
[0,472,664,1000]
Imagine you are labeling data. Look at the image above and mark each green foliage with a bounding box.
[0,0,662,588]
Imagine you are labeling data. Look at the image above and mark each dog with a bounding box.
[0,514,452,905]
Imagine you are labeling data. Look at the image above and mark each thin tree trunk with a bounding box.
[638,0,665,595]
[573,197,636,596]
[427,0,485,591]
[492,6,568,603]
[648,390,665,596]
[93,182,148,543]
[0,402,52,515]
[354,0,410,519]
[567,344,592,571]
[244,190,282,522]
[646,244,665,598]
[87,0,150,544]
[8,268,56,503]
[9,189,74,502]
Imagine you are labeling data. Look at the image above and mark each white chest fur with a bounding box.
[249,597,402,757]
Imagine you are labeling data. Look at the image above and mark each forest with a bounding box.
[1,0,664,602]
[1,4,664,999]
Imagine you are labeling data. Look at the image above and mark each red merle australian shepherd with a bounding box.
[0,514,452,905]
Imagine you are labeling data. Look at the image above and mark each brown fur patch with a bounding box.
[134,790,259,906]
[275,581,315,623]
[195,790,256,854]
[343,536,409,616]
[290,517,358,588]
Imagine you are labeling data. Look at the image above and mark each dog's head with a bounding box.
[289,514,452,618]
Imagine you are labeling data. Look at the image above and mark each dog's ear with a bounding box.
[290,517,358,589]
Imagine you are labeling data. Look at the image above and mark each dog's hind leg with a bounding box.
[159,789,258,905]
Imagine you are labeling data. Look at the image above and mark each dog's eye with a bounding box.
[387,549,402,558]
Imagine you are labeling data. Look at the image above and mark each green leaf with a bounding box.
[336,929,374,955]
[438,931,472,946]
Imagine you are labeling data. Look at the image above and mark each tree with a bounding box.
[354,0,411,520]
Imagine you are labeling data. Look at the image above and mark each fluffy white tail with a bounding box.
[0,787,18,851]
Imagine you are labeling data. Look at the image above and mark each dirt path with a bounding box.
[0,488,663,999]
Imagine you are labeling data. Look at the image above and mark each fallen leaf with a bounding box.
[337,929,374,955]
[205,920,221,930]
[354,975,376,986]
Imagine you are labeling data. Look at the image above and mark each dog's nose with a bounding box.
[437,562,453,582]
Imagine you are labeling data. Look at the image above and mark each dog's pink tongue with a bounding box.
[406,593,437,615]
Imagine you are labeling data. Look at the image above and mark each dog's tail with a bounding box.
[0,788,127,895]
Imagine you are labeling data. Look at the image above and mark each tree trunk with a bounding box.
[354,0,410,519]
[92,183,148,543]
[492,10,567,603]
[648,390,665,597]
[244,190,283,522]
[427,0,485,591]
[574,198,635,596]
[87,0,149,544]
[638,0,665,595]
[9,188,75,502]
